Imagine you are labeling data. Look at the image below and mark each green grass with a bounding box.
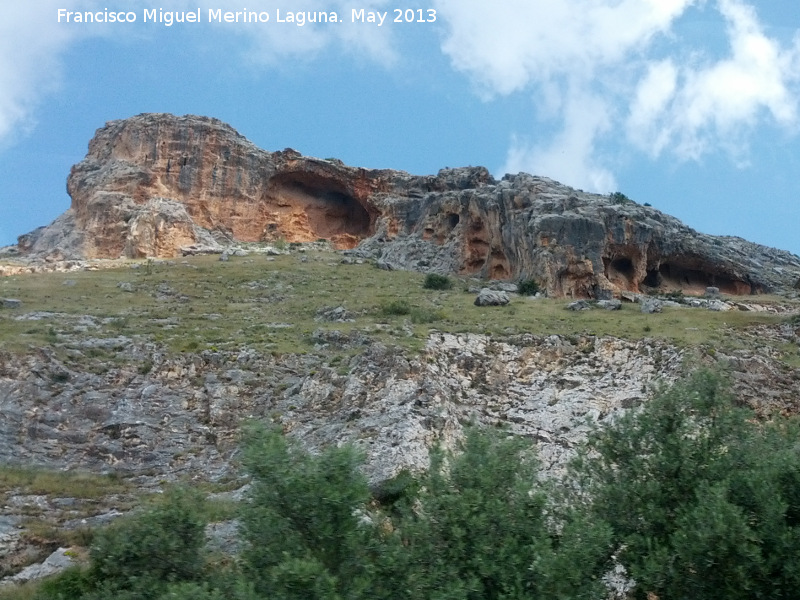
[0,249,796,361]
[0,581,39,600]
[0,466,131,499]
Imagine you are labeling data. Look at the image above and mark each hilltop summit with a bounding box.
[16,113,800,297]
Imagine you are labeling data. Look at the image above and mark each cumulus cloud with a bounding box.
[0,1,92,146]
[502,88,617,193]
[435,0,800,188]
[629,0,800,161]
[435,0,693,96]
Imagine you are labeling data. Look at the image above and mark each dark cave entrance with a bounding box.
[603,256,636,290]
[655,261,755,295]
[264,172,373,243]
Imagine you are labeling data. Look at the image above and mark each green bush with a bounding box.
[517,279,540,296]
[392,428,611,599]
[409,307,446,324]
[609,191,633,205]
[35,488,207,599]
[572,370,800,600]
[35,567,93,599]
[422,273,452,290]
[237,424,611,600]
[381,300,411,316]
[90,487,206,588]
[239,425,375,599]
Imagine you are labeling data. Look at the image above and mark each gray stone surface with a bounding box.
[597,299,622,310]
[707,299,733,311]
[566,300,591,311]
[1,548,77,586]
[474,288,510,306]
[315,306,355,322]
[640,298,663,314]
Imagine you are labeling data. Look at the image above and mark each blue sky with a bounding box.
[1,0,799,255]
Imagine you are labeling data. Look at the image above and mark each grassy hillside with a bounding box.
[1,248,797,365]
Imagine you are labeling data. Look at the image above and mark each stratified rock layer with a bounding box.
[18,113,800,297]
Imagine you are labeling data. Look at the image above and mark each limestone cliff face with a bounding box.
[19,113,800,297]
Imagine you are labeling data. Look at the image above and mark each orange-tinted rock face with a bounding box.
[64,114,384,257]
[18,113,800,297]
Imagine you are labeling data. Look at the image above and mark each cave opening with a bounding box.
[262,172,373,245]
[603,256,637,290]
[643,269,662,288]
[657,262,755,295]
[611,257,634,279]
[447,213,460,230]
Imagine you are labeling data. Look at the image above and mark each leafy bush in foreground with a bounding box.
[393,429,611,600]
[572,370,800,600]
[36,488,206,600]
[239,424,375,599]
[238,424,610,600]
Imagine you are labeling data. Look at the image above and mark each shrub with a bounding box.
[663,289,684,300]
[381,300,411,316]
[89,487,205,595]
[609,191,633,205]
[36,488,207,599]
[393,428,611,599]
[35,566,94,599]
[422,273,452,290]
[572,370,800,600]
[517,279,540,296]
[409,307,446,324]
[239,425,374,599]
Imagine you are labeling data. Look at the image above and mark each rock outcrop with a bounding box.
[16,113,800,297]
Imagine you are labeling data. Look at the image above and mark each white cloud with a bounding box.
[502,88,617,193]
[436,0,800,188]
[435,0,694,97]
[640,0,800,161]
[0,2,91,146]
[627,60,679,157]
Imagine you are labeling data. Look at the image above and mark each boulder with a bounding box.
[597,299,622,311]
[315,306,355,322]
[1,547,77,585]
[1,299,21,309]
[566,300,592,311]
[474,288,510,307]
[641,298,663,314]
[707,300,733,312]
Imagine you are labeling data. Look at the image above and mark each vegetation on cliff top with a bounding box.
[0,249,796,365]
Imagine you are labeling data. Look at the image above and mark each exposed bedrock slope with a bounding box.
[17,113,800,297]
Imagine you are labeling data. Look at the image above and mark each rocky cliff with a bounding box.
[16,113,800,297]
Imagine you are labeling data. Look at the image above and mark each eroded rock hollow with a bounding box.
[17,113,800,297]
